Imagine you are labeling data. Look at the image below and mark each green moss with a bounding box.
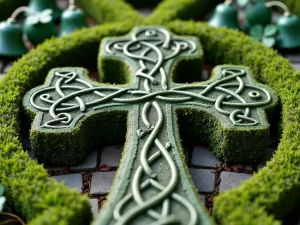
[167,20,300,225]
[0,0,300,224]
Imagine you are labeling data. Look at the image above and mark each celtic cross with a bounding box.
[23,26,274,225]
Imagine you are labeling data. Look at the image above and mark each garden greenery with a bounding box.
[0,0,300,224]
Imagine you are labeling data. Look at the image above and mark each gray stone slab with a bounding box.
[0,73,5,79]
[286,53,300,63]
[190,168,215,193]
[293,64,300,71]
[219,172,252,192]
[100,146,122,167]
[3,64,12,73]
[90,171,116,195]
[52,174,82,193]
[258,148,275,170]
[71,150,98,171]
[191,146,220,168]
[89,199,99,217]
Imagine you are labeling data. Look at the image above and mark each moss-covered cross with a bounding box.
[23,26,274,225]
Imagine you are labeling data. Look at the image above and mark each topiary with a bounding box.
[0,0,300,225]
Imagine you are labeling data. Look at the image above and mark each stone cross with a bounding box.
[23,27,274,225]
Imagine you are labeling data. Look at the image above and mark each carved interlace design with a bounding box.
[27,27,272,225]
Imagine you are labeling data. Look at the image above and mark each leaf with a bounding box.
[237,0,250,7]
[262,37,276,48]
[40,9,53,23]
[0,196,6,212]
[250,24,263,39]
[26,15,40,25]
[264,24,277,37]
[0,184,4,196]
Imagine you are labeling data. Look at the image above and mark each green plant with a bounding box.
[250,24,277,47]
[0,0,300,224]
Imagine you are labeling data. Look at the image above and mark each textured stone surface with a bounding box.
[52,174,83,193]
[90,171,116,195]
[3,64,12,73]
[89,199,99,216]
[292,64,300,71]
[190,168,215,193]
[257,148,275,170]
[286,53,300,62]
[191,146,220,168]
[71,150,98,171]
[100,146,122,167]
[219,172,252,192]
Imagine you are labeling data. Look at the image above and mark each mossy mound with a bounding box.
[0,0,300,224]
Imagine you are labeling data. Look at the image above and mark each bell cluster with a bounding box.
[208,0,300,50]
[0,0,88,57]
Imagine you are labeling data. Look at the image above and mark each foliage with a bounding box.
[0,0,299,225]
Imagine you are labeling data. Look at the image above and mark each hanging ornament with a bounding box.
[265,1,300,49]
[208,0,240,30]
[24,9,57,46]
[245,0,272,29]
[28,0,61,20]
[60,0,88,36]
[0,7,29,57]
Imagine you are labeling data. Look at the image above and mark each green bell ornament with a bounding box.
[266,1,300,49]
[24,9,57,46]
[28,0,61,20]
[60,0,88,36]
[208,0,240,30]
[245,0,272,29]
[0,7,29,57]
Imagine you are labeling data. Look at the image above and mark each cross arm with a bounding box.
[174,65,277,163]
[23,67,131,165]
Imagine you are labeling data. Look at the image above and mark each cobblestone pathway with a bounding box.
[1,0,300,224]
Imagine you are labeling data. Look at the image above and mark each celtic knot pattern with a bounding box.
[24,27,273,225]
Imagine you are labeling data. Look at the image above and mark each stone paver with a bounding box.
[292,63,300,71]
[190,168,215,193]
[219,171,252,192]
[52,174,83,193]
[191,146,220,168]
[100,146,122,167]
[90,171,116,195]
[3,64,12,73]
[71,150,98,171]
[286,53,300,63]
[257,148,275,170]
[89,199,99,216]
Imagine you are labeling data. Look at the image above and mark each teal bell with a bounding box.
[265,1,300,49]
[0,21,27,57]
[60,3,88,36]
[208,0,240,30]
[28,0,61,20]
[24,9,57,46]
[276,14,300,49]
[0,7,30,57]
[245,0,272,29]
